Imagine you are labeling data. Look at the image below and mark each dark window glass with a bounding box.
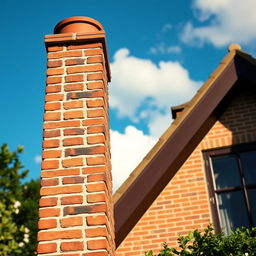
[240,151,256,185]
[218,191,249,235]
[212,155,241,189]
[247,189,256,225]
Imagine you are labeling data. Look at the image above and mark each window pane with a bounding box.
[212,155,241,189]
[247,189,256,226]
[240,151,256,185]
[218,191,249,235]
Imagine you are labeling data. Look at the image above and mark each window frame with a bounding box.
[203,143,256,233]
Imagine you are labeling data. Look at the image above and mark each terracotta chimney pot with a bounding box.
[54,16,104,34]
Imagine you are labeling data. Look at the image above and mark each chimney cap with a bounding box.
[228,43,241,52]
[54,16,104,34]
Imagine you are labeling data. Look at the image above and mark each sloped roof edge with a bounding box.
[114,48,256,247]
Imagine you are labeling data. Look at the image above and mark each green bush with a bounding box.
[145,225,256,256]
[0,144,40,255]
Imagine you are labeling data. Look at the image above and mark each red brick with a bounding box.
[38,219,57,229]
[87,173,106,182]
[83,252,107,256]
[60,216,83,228]
[46,76,62,84]
[86,156,105,166]
[37,242,57,254]
[48,46,64,52]
[83,118,105,126]
[87,99,104,108]
[86,227,107,237]
[39,197,58,207]
[40,185,83,196]
[48,50,82,59]
[64,100,83,110]
[61,241,84,251]
[67,90,103,100]
[38,230,82,241]
[63,204,106,216]
[45,93,64,102]
[45,102,61,111]
[39,208,60,218]
[48,60,62,68]
[87,135,105,144]
[45,84,62,93]
[42,149,61,159]
[65,58,85,66]
[86,183,106,193]
[41,160,59,170]
[87,56,103,64]
[65,146,105,157]
[62,176,84,184]
[62,158,84,168]
[64,83,84,92]
[68,43,102,50]
[67,64,103,74]
[44,121,80,129]
[64,128,84,136]
[41,178,59,186]
[87,81,103,90]
[86,215,107,226]
[44,112,61,121]
[87,109,104,118]
[65,75,84,83]
[87,193,106,203]
[87,239,108,250]
[87,73,103,81]
[61,195,83,205]
[41,168,80,178]
[63,137,83,146]
[43,139,60,148]
[82,166,107,174]
[87,125,105,134]
[47,68,64,76]
[44,130,61,138]
[84,49,103,56]
[64,110,84,119]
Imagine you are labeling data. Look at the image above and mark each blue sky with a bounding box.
[1,0,256,190]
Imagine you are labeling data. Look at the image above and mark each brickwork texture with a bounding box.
[37,36,115,256]
[116,90,256,256]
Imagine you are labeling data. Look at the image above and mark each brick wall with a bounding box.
[116,89,256,256]
[37,17,115,256]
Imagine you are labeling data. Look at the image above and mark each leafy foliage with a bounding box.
[0,144,40,255]
[145,225,256,256]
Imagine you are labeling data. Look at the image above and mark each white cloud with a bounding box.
[110,48,200,120]
[109,49,201,191]
[147,112,172,137]
[149,43,182,55]
[34,155,41,164]
[111,126,157,192]
[181,0,256,47]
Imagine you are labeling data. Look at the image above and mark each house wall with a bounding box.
[116,89,256,256]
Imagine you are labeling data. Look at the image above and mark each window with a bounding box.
[203,143,256,235]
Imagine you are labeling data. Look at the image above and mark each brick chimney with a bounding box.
[37,17,115,256]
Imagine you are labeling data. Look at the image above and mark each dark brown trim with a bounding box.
[203,151,221,232]
[114,59,240,246]
[171,103,187,119]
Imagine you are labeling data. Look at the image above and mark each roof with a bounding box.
[171,102,187,119]
[114,45,256,247]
